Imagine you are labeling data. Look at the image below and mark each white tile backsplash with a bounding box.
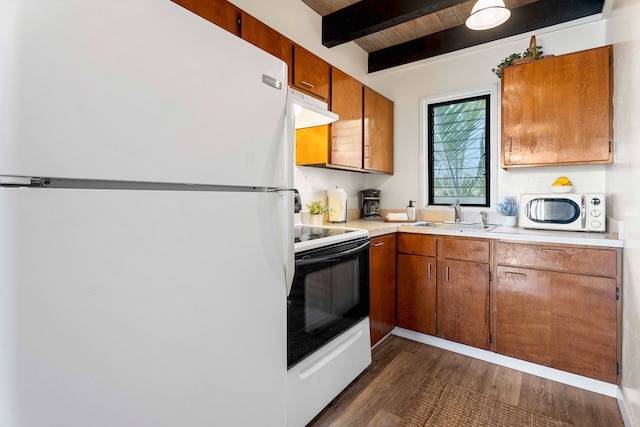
[294,165,366,213]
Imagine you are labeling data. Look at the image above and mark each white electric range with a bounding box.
[288,223,372,427]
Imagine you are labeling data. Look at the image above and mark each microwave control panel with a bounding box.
[589,196,605,230]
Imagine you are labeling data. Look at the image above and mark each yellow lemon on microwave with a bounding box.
[554,176,572,186]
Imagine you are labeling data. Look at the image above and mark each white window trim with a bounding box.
[419,84,499,212]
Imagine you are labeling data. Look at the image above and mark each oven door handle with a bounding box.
[295,241,370,267]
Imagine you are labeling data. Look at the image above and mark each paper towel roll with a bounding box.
[328,187,347,222]
[386,213,409,221]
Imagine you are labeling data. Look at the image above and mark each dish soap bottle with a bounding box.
[406,200,416,221]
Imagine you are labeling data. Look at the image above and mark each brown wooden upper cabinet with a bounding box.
[330,68,364,170]
[501,45,613,168]
[240,12,292,83]
[296,70,394,175]
[292,44,330,101]
[171,0,241,37]
[364,87,394,174]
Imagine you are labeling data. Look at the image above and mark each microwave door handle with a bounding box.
[581,195,587,229]
[295,241,370,267]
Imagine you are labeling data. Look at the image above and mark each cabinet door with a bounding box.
[241,13,291,82]
[369,235,396,346]
[502,45,612,167]
[364,87,394,174]
[330,69,363,169]
[397,254,436,335]
[292,45,330,101]
[495,265,618,383]
[440,259,489,349]
[172,0,241,36]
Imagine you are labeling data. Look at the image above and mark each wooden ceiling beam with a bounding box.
[368,0,605,73]
[322,0,469,48]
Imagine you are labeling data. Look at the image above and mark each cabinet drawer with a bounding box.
[442,237,489,263]
[397,233,436,256]
[496,242,618,277]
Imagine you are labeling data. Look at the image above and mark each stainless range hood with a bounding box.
[290,87,339,129]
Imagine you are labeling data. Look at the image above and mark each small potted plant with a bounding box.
[497,196,519,227]
[306,200,333,225]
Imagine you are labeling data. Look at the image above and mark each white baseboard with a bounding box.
[392,327,620,398]
[617,388,633,427]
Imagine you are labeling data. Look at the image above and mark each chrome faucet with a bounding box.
[450,200,461,223]
[479,211,488,226]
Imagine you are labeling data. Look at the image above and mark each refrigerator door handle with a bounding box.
[0,176,49,187]
[270,188,295,295]
[284,191,294,295]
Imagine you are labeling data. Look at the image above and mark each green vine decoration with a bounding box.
[492,45,544,78]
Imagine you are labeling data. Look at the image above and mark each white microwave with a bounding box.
[519,193,606,232]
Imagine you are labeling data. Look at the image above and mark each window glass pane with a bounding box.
[428,95,489,206]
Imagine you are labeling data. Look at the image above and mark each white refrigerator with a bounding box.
[0,1,293,426]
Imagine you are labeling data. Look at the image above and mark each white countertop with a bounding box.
[322,219,624,248]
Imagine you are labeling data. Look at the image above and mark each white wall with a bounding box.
[605,0,640,425]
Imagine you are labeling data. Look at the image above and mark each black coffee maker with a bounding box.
[360,189,382,220]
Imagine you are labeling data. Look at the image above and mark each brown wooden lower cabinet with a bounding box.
[494,241,621,384]
[369,234,396,346]
[495,265,619,383]
[396,253,436,335]
[440,259,490,350]
[390,235,621,384]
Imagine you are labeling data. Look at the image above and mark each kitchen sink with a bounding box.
[410,221,499,232]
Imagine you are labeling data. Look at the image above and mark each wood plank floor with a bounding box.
[308,335,624,427]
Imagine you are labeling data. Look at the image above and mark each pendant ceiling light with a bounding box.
[465,0,511,30]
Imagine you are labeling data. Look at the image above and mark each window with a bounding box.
[420,85,497,209]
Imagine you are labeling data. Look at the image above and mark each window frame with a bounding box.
[419,84,499,211]
[428,93,491,207]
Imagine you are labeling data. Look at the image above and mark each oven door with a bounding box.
[287,237,370,369]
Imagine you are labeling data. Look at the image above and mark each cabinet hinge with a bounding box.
[236,12,242,31]
[617,362,620,376]
[489,271,492,282]
[609,140,613,153]
[616,287,620,300]
[489,332,493,344]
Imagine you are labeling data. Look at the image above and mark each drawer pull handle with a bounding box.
[373,242,384,247]
[504,271,527,278]
[542,249,566,254]
[446,266,450,282]
[300,80,315,89]
[427,263,432,280]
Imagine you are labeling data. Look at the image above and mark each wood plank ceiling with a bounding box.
[301,0,606,72]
